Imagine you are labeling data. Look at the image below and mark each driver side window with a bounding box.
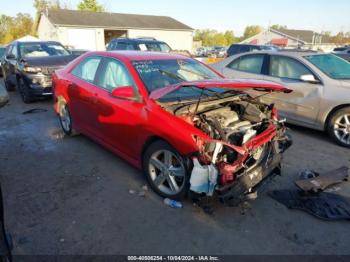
[97,58,134,92]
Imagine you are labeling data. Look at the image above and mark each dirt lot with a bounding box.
[1,82,350,255]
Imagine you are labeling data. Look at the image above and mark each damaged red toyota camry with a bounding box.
[52,51,292,205]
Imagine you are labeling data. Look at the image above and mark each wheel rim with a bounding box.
[333,113,350,145]
[148,149,186,195]
[60,106,71,132]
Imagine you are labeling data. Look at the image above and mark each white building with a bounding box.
[37,9,194,51]
[240,28,335,52]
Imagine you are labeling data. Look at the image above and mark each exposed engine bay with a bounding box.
[160,93,292,206]
[166,94,277,162]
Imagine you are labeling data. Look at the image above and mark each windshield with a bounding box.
[0,48,5,58]
[132,59,221,101]
[19,42,70,58]
[304,54,350,80]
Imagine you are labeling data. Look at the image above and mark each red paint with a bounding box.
[53,51,287,183]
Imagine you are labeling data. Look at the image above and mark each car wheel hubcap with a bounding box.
[148,150,186,195]
[334,114,350,145]
[60,106,71,132]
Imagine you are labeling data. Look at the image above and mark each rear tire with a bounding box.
[58,103,79,136]
[142,140,190,200]
[327,107,350,148]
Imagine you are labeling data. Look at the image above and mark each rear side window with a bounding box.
[269,56,313,80]
[227,45,240,56]
[97,58,134,92]
[227,54,265,74]
[71,56,101,83]
[240,45,251,53]
[115,42,135,51]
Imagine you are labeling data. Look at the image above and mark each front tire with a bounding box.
[328,107,350,148]
[17,77,33,104]
[142,140,190,200]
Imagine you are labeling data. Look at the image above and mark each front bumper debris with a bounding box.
[216,140,285,206]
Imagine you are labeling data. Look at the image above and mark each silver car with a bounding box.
[211,51,350,147]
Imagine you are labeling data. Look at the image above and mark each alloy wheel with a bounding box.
[59,105,71,133]
[333,113,350,146]
[148,149,186,196]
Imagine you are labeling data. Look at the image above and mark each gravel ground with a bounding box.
[1,83,349,255]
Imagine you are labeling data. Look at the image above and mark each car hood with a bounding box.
[340,80,350,87]
[23,55,76,67]
[149,79,292,100]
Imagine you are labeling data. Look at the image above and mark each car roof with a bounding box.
[89,50,190,61]
[12,41,62,45]
[111,38,166,44]
[237,50,323,58]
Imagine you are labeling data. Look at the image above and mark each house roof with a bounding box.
[270,28,331,44]
[44,9,193,31]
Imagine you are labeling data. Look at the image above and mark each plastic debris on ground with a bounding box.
[269,190,350,221]
[163,198,183,208]
[129,185,148,197]
[295,166,349,192]
[269,166,350,221]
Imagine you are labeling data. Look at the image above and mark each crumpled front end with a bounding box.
[173,96,293,206]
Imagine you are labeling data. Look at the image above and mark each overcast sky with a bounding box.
[1,0,349,36]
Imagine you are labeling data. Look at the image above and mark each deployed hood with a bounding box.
[149,79,292,100]
[22,55,76,67]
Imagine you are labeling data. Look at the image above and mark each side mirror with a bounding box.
[300,74,319,84]
[111,86,135,100]
[6,54,15,60]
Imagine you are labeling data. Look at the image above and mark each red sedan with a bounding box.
[52,51,292,205]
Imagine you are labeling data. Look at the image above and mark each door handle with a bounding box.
[68,82,77,89]
[91,93,99,104]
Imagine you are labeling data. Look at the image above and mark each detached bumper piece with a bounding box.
[217,137,291,206]
[269,190,350,221]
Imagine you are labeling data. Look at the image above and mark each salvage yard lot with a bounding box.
[1,81,350,255]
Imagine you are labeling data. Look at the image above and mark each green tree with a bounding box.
[194,29,237,46]
[224,30,237,45]
[0,13,33,44]
[242,25,262,40]
[0,15,13,44]
[77,0,105,12]
[270,24,287,31]
[32,0,64,35]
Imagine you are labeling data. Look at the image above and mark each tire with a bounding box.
[17,77,33,104]
[142,140,191,200]
[327,107,350,148]
[58,103,79,136]
[4,77,15,92]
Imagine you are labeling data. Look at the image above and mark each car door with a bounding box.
[3,44,18,85]
[261,55,322,125]
[92,57,145,158]
[222,53,267,80]
[69,56,103,134]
